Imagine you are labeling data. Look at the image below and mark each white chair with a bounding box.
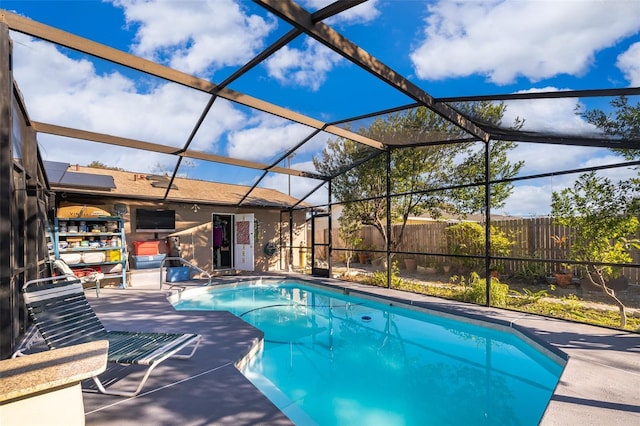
[53,258,104,297]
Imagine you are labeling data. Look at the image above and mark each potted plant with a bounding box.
[404,257,418,272]
[553,266,573,287]
[489,263,504,280]
[550,235,573,286]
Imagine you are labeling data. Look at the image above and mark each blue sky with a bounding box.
[3,0,640,216]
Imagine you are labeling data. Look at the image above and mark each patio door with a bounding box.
[311,212,330,277]
[233,213,254,271]
[212,212,254,271]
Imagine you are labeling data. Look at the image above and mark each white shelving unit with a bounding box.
[53,217,127,287]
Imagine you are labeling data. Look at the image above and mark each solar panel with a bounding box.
[60,172,115,189]
[44,161,70,184]
[44,161,116,190]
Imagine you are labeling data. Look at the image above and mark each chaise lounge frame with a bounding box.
[18,275,201,397]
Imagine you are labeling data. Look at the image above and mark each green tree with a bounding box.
[314,103,523,261]
[551,172,640,328]
[447,102,524,214]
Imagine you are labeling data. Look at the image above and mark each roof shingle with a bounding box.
[48,164,306,209]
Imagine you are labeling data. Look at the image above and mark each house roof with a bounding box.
[47,162,305,209]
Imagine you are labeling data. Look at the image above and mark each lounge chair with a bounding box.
[20,275,202,397]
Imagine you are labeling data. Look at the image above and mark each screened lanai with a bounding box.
[2,0,640,357]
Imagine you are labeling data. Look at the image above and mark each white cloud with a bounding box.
[494,86,637,217]
[500,167,592,217]
[10,36,101,96]
[493,86,605,175]
[37,134,169,173]
[262,165,328,206]
[11,33,244,171]
[582,154,639,182]
[502,87,600,134]
[111,0,275,76]
[617,42,640,86]
[492,86,640,189]
[226,114,316,161]
[9,29,323,174]
[509,143,599,176]
[265,38,344,91]
[507,139,631,180]
[189,99,247,152]
[411,0,640,84]
[500,184,553,217]
[301,0,380,25]
[263,0,379,91]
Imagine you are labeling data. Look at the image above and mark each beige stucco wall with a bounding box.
[57,198,307,273]
[170,208,307,273]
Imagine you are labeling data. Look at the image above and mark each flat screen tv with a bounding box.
[135,208,175,232]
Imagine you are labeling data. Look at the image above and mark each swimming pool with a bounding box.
[171,279,564,425]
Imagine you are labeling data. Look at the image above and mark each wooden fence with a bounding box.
[331,217,640,283]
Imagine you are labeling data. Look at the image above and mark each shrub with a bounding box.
[369,260,404,288]
[465,272,509,306]
[445,222,513,272]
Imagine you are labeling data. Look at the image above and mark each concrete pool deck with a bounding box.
[80,270,640,425]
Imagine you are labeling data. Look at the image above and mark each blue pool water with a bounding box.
[172,280,564,425]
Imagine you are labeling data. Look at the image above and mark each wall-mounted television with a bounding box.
[135,208,175,233]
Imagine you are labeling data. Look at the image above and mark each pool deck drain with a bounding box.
[80,270,640,425]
